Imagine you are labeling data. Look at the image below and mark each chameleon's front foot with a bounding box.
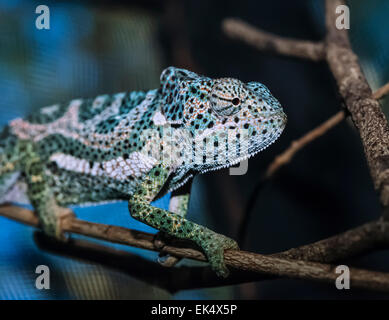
[196,231,239,278]
[40,206,74,241]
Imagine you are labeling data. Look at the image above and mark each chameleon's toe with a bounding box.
[153,231,169,250]
[154,231,182,267]
[41,207,74,241]
[157,255,181,267]
[40,219,57,238]
[198,232,239,278]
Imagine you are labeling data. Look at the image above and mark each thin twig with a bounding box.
[222,18,325,62]
[266,110,346,178]
[373,82,389,100]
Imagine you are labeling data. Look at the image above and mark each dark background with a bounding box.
[0,0,388,299]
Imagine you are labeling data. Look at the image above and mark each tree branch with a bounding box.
[274,218,389,262]
[2,204,389,292]
[325,0,389,210]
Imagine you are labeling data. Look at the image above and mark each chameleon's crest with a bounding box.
[159,67,209,124]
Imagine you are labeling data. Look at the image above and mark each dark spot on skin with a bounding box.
[244,123,249,129]
[232,98,240,105]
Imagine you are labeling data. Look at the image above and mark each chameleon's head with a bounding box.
[160,67,287,173]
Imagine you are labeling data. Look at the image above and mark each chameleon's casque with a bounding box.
[0,67,286,277]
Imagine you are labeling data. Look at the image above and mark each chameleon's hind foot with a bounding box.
[197,231,239,278]
[153,231,168,250]
[153,231,182,267]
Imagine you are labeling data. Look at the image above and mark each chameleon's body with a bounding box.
[0,67,286,277]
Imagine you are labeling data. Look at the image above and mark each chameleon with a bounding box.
[0,67,286,277]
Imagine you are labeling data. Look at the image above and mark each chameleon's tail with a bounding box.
[0,126,27,204]
[0,126,17,174]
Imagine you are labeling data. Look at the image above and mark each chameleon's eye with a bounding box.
[232,98,240,106]
[210,94,241,117]
[210,82,244,117]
